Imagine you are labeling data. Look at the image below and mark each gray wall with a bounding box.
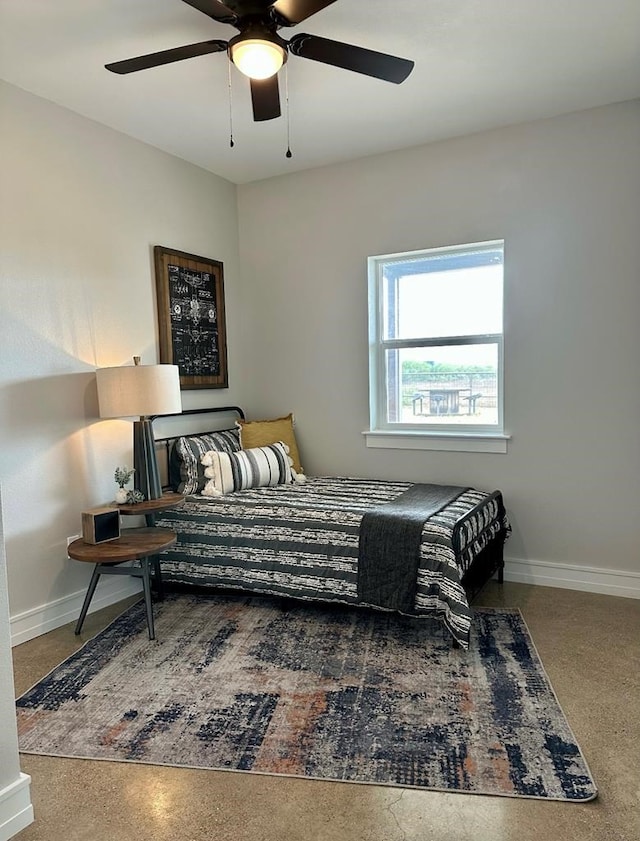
[0,81,248,626]
[237,100,640,586]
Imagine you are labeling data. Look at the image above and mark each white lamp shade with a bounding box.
[231,39,284,79]
[96,363,182,419]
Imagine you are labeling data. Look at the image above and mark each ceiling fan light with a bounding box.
[231,39,285,80]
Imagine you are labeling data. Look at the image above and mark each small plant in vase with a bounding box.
[114,466,135,504]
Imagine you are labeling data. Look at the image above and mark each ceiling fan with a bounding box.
[105,0,414,122]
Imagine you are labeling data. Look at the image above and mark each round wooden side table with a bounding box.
[115,491,185,523]
[68,527,177,641]
[115,491,185,602]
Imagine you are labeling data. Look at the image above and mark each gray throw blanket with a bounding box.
[357,483,468,613]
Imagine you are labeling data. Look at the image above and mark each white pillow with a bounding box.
[201,441,293,496]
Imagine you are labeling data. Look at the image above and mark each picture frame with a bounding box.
[154,245,228,390]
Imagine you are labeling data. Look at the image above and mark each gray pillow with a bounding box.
[169,429,241,494]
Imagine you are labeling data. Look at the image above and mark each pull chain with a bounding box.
[228,61,234,148]
[285,63,292,159]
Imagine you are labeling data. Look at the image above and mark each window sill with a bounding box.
[362,430,510,454]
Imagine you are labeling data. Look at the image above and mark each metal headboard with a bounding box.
[150,406,245,490]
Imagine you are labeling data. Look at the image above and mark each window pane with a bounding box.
[383,256,503,340]
[385,344,499,426]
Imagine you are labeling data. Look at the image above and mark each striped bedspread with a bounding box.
[154,476,509,647]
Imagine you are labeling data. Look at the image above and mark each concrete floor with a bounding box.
[10,581,640,841]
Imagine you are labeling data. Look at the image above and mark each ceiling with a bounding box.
[1,0,639,184]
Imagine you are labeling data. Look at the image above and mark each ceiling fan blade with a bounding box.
[288,33,414,83]
[224,0,274,11]
[250,75,281,121]
[181,0,237,24]
[105,40,228,74]
[272,0,337,26]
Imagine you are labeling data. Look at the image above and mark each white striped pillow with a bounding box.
[201,441,292,496]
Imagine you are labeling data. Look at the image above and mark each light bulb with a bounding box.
[231,39,285,80]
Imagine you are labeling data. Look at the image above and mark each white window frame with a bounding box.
[364,240,509,454]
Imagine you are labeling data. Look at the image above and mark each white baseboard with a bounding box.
[504,556,640,600]
[0,773,33,841]
[10,578,143,647]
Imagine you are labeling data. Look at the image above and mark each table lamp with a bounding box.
[96,356,182,500]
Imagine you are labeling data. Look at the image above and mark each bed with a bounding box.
[150,407,510,648]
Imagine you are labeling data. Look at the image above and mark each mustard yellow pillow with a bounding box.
[237,413,303,474]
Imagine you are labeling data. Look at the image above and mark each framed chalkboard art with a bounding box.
[154,246,228,389]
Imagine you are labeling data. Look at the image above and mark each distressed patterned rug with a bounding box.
[16,593,596,801]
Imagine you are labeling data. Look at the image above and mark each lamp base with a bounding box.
[133,419,162,500]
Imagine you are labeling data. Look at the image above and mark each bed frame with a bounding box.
[150,406,506,608]
[151,405,245,483]
[460,518,505,601]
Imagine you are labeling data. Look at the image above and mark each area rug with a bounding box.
[16,593,597,801]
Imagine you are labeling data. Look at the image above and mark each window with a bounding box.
[367,240,506,450]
